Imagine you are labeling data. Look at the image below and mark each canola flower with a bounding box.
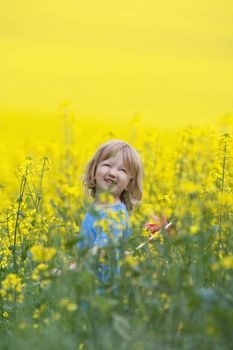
[0,111,232,349]
[59,298,78,312]
[30,245,56,262]
[1,273,24,303]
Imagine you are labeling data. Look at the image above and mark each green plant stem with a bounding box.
[217,140,227,256]
[36,157,47,211]
[13,168,28,273]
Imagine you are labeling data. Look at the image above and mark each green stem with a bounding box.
[26,182,39,212]
[13,166,28,273]
[36,157,47,211]
[217,140,227,256]
[221,141,227,193]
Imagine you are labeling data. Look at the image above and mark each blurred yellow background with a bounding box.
[0,0,233,129]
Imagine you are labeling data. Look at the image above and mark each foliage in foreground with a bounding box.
[0,114,233,349]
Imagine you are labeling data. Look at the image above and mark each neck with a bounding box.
[95,197,121,206]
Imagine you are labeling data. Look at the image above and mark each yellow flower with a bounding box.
[99,192,115,204]
[66,303,78,312]
[190,225,199,234]
[0,290,6,297]
[211,262,219,271]
[0,257,8,269]
[31,245,45,261]
[221,256,233,269]
[2,273,22,292]
[18,322,27,330]
[1,273,23,303]
[3,311,9,318]
[141,203,154,217]
[33,304,46,320]
[59,298,78,312]
[44,318,50,325]
[40,279,51,288]
[31,245,56,262]
[177,322,185,332]
[125,254,139,268]
[206,326,216,335]
[52,312,61,320]
[32,263,49,281]
[107,209,121,223]
[160,293,171,310]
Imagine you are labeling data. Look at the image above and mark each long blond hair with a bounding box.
[83,140,143,211]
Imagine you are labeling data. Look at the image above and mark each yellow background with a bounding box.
[1,0,233,129]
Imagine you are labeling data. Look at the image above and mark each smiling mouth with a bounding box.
[104,179,116,185]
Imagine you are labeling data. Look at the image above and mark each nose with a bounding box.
[108,168,117,179]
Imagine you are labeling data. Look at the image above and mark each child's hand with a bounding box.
[51,268,61,276]
[124,250,133,256]
[89,246,99,256]
[144,213,172,236]
[69,262,77,270]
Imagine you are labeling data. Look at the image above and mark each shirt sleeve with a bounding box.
[78,213,97,249]
[124,222,132,239]
[78,206,132,249]
[121,207,132,239]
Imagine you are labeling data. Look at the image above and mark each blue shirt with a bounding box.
[79,202,131,248]
[78,202,131,282]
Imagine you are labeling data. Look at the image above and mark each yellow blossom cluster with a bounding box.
[211,255,233,271]
[0,110,232,340]
[31,245,56,262]
[59,298,78,312]
[0,273,23,303]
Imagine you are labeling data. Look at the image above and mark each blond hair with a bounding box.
[83,140,143,211]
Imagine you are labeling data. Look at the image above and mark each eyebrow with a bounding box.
[101,160,126,168]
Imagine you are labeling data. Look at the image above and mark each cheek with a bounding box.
[95,167,106,180]
[95,167,102,177]
[121,176,130,188]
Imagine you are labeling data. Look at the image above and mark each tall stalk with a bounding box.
[36,156,48,211]
[220,140,227,193]
[13,163,29,273]
[217,135,229,255]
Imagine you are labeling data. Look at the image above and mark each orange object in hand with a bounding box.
[144,213,172,236]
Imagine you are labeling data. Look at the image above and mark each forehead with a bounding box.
[100,151,125,163]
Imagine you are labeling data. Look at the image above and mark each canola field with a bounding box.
[0,110,233,350]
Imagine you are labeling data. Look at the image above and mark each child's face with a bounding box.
[94,151,131,203]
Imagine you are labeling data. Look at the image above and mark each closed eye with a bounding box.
[120,168,127,173]
[102,163,110,167]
